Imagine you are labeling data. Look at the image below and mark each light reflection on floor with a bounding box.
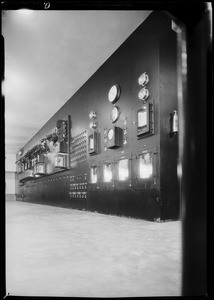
[6,200,182,297]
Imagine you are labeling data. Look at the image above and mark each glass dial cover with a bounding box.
[108,128,114,140]
[110,106,120,123]
[108,84,120,103]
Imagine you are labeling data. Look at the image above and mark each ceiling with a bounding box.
[3,10,151,155]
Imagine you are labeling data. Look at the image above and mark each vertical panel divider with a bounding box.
[67,115,71,169]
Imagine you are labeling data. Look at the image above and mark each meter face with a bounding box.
[108,128,114,140]
[110,106,120,123]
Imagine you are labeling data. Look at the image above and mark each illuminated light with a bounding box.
[139,153,153,179]
[89,136,94,149]
[138,109,147,127]
[103,164,112,182]
[90,166,98,183]
[17,9,34,15]
[177,162,182,178]
[118,159,129,181]
[2,80,6,97]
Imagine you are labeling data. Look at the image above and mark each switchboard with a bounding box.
[16,11,179,221]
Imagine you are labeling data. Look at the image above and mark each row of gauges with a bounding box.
[108,84,121,124]
[89,72,149,129]
[89,110,97,130]
[138,72,149,101]
[108,72,149,104]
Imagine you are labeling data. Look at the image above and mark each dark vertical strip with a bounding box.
[179,7,209,296]
[1,33,6,298]
[67,115,71,169]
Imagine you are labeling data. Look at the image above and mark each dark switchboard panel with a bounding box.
[16,12,179,221]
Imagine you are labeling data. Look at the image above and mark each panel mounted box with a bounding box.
[54,153,68,168]
[25,169,34,178]
[106,126,123,149]
[57,119,67,143]
[37,154,45,163]
[88,131,99,155]
[59,141,67,153]
[34,163,46,175]
[137,103,154,138]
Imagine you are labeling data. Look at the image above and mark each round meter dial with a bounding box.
[110,106,120,123]
[138,87,149,101]
[138,72,149,86]
[108,128,114,140]
[108,84,120,103]
[89,121,97,130]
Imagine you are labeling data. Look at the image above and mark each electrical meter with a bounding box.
[108,84,120,103]
[89,121,97,130]
[54,154,67,168]
[57,119,67,143]
[35,162,46,175]
[137,103,154,137]
[88,132,99,154]
[89,110,97,119]
[110,106,120,123]
[138,72,149,86]
[108,128,114,140]
[106,126,123,149]
[138,87,149,101]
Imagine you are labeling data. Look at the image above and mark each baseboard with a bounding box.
[6,194,16,201]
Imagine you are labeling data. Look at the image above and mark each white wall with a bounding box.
[5,153,16,172]
[6,172,16,194]
[5,153,16,196]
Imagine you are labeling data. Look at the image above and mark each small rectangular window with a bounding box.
[90,166,98,183]
[118,159,129,181]
[137,103,154,137]
[103,163,112,182]
[139,152,153,179]
[88,132,99,154]
[89,136,94,150]
[138,109,147,127]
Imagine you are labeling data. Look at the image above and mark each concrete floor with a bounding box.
[6,200,182,297]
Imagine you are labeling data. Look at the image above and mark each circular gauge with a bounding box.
[108,84,120,103]
[110,106,120,123]
[108,128,114,140]
[89,121,97,129]
[138,87,149,101]
[138,72,149,86]
[89,110,97,119]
